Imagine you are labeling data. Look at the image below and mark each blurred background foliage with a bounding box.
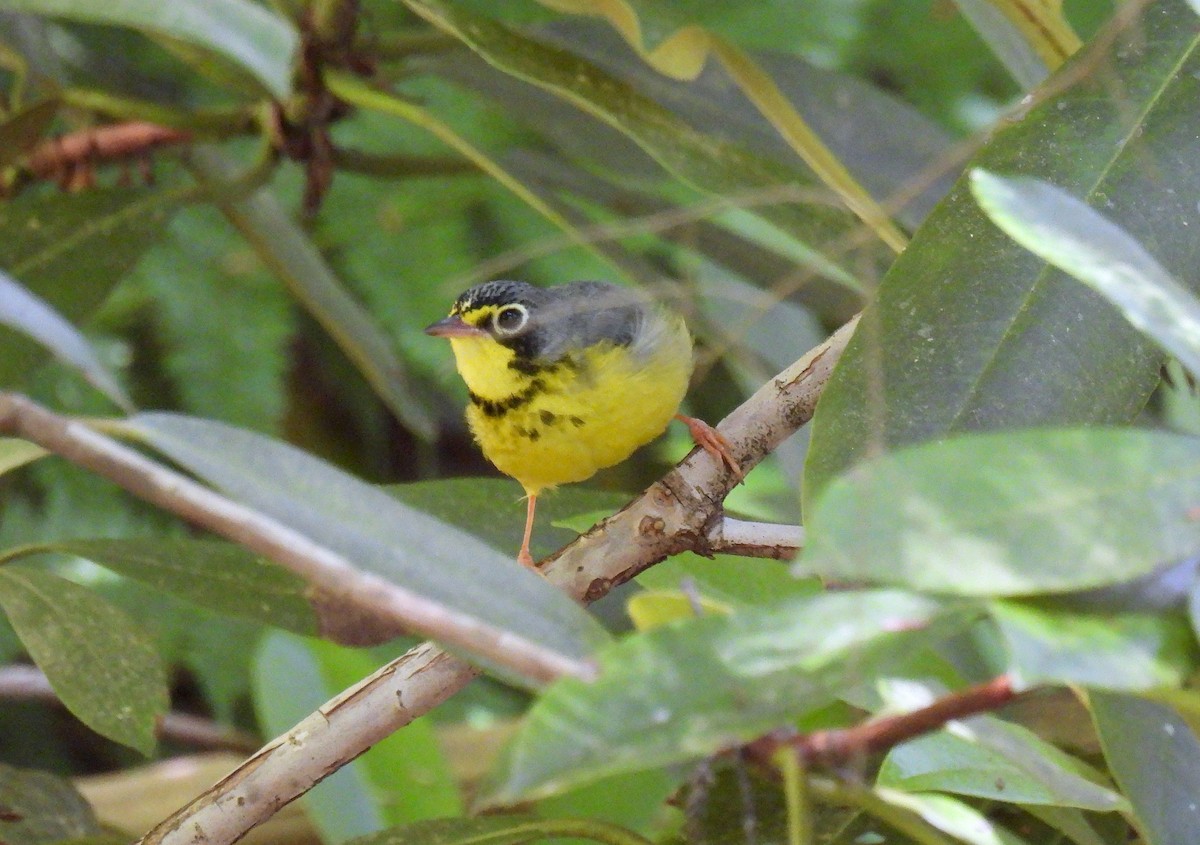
[12,0,1200,842]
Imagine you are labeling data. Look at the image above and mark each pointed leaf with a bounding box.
[1092,692,1200,845]
[3,538,317,634]
[0,567,168,754]
[874,789,1030,845]
[972,169,1200,380]
[0,762,100,845]
[119,413,608,668]
[800,428,1200,595]
[0,270,130,409]
[805,1,1200,504]
[0,0,298,98]
[482,590,958,804]
[0,438,46,477]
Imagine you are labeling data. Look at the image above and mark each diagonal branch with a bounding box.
[138,314,859,845]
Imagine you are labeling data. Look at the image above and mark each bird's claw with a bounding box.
[676,414,744,482]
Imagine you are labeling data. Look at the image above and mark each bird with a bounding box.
[425,279,741,568]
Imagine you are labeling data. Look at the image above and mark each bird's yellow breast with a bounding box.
[448,316,692,495]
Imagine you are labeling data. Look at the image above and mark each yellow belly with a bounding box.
[463,335,692,495]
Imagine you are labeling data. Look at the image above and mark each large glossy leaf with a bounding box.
[0,763,100,844]
[972,169,1200,379]
[481,590,959,804]
[0,187,178,391]
[0,0,298,97]
[1092,692,1200,845]
[0,269,130,409]
[800,428,1200,595]
[0,567,168,754]
[119,413,609,672]
[804,0,1200,504]
[1,538,317,634]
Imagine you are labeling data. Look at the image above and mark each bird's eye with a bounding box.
[493,304,529,335]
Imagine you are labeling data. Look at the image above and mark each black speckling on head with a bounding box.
[451,280,542,316]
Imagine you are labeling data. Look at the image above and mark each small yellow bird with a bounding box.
[425,280,739,568]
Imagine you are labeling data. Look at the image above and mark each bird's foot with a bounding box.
[676,414,743,481]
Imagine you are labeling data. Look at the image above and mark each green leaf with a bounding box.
[119,413,609,672]
[0,438,46,477]
[971,169,1200,381]
[0,269,131,410]
[254,633,461,839]
[0,762,100,844]
[990,601,1194,690]
[800,428,1200,595]
[1092,692,1200,845]
[2,538,317,634]
[0,0,298,98]
[0,187,179,391]
[877,697,1125,810]
[0,98,58,170]
[189,147,435,440]
[0,567,168,754]
[482,590,958,804]
[804,0,1200,505]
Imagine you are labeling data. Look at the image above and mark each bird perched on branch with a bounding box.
[426,280,741,568]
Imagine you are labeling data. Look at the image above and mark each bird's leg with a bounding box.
[675,414,743,481]
[518,493,538,569]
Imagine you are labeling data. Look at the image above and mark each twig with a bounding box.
[138,315,859,845]
[0,393,593,686]
[748,675,1018,770]
[0,664,258,753]
[707,518,803,559]
[23,122,192,183]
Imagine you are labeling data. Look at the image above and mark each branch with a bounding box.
[22,122,192,184]
[748,675,1018,769]
[0,393,593,686]
[706,518,804,559]
[138,315,859,845]
[0,664,258,752]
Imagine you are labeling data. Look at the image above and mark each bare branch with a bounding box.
[23,122,191,185]
[138,315,859,845]
[747,675,1018,769]
[706,518,804,559]
[0,393,594,686]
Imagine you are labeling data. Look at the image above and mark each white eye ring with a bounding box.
[492,304,529,335]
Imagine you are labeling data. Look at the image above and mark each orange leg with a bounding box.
[518,493,538,569]
[675,414,743,481]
